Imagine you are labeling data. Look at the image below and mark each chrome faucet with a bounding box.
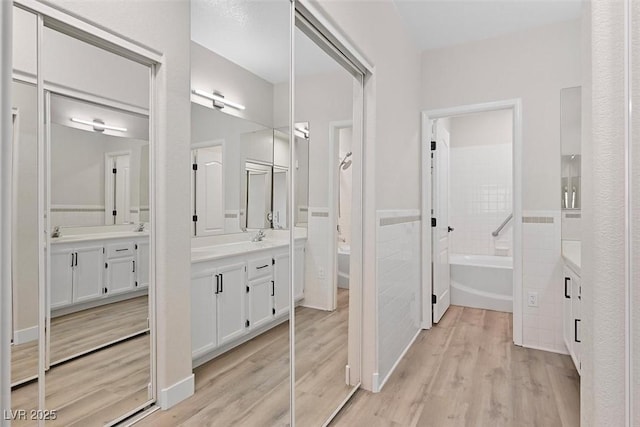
[136,223,145,232]
[51,226,61,238]
[252,229,266,242]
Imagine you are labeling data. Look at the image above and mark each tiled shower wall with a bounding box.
[450,143,513,256]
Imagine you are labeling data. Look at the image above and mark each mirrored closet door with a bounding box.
[186,0,293,425]
[11,6,40,426]
[41,24,154,426]
[292,10,365,426]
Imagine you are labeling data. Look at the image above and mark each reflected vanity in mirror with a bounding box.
[186,0,299,424]
[47,93,150,365]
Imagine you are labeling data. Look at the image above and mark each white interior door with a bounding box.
[247,171,269,229]
[432,119,451,323]
[195,145,224,236]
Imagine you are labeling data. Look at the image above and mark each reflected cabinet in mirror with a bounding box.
[561,86,582,241]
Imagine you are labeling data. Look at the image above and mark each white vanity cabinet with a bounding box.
[190,239,307,364]
[50,234,149,312]
[191,258,248,358]
[50,244,104,308]
[105,242,136,296]
[563,264,582,374]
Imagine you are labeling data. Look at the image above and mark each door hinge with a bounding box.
[431,218,436,227]
[193,215,198,222]
[430,141,436,151]
[432,294,437,304]
[245,320,250,328]
[192,163,198,171]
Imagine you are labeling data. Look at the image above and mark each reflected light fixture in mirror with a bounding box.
[70,117,128,132]
[192,89,246,110]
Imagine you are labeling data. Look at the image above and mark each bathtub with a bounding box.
[337,245,350,289]
[450,254,513,313]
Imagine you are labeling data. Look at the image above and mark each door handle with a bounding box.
[257,264,269,270]
[220,274,223,293]
[215,274,220,294]
[564,277,571,299]
[271,281,275,297]
[132,260,136,273]
[447,226,454,233]
[574,319,581,343]
[71,253,74,267]
[75,252,78,266]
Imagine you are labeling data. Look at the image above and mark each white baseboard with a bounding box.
[14,325,38,345]
[159,374,194,410]
[371,373,380,393]
[522,343,570,356]
[377,329,421,393]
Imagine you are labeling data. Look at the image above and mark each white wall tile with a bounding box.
[450,144,513,256]
[521,210,566,354]
[376,210,421,386]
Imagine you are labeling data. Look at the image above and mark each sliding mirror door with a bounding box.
[293,22,363,425]
[42,24,153,426]
[11,6,40,425]
[186,0,293,425]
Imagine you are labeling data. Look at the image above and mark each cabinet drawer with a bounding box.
[106,242,135,259]
[248,257,272,280]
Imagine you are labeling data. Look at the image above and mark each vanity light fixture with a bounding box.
[193,89,246,111]
[70,117,127,133]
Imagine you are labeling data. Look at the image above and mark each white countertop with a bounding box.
[191,237,305,263]
[51,231,149,244]
[562,240,581,275]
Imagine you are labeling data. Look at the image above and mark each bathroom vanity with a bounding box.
[562,240,582,374]
[50,230,149,314]
[190,232,306,367]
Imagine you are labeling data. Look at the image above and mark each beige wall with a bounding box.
[51,0,193,400]
[422,19,582,211]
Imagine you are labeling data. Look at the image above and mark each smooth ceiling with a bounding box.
[392,0,583,50]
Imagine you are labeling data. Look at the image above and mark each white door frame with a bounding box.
[328,120,353,310]
[10,109,19,343]
[421,99,523,346]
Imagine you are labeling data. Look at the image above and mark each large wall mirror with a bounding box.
[9,3,157,425]
[560,86,582,241]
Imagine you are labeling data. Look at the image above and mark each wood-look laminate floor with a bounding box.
[11,296,149,384]
[11,334,150,427]
[138,289,352,427]
[332,306,580,427]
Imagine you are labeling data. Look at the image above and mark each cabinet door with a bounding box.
[571,274,582,374]
[191,273,217,357]
[248,277,273,330]
[51,249,74,309]
[217,263,247,345]
[136,240,150,288]
[73,246,104,303]
[294,246,305,300]
[273,253,290,317]
[105,257,135,296]
[562,268,573,353]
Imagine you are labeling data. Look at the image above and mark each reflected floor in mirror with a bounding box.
[138,289,351,427]
[12,334,150,427]
[11,341,38,386]
[50,296,148,364]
